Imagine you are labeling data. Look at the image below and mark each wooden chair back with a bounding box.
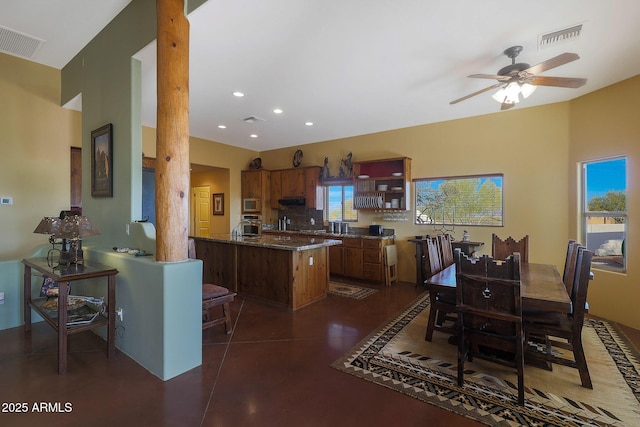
[492,233,529,263]
[455,250,524,405]
[569,247,593,330]
[436,234,454,268]
[562,240,580,298]
[422,238,442,279]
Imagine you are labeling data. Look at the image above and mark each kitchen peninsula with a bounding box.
[192,234,341,310]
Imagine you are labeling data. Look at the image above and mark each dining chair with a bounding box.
[424,238,457,341]
[492,233,529,263]
[562,240,580,299]
[188,238,236,334]
[456,251,525,406]
[524,247,594,388]
[435,234,454,268]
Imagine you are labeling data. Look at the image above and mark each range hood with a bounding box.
[278,197,306,206]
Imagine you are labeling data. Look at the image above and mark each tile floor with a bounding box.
[1,281,638,427]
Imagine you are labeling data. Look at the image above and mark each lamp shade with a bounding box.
[33,217,61,235]
[56,215,100,239]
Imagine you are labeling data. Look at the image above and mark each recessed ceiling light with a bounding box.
[218,125,226,129]
[305,122,314,126]
[232,91,245,97]
[273,108,283,114]
[250,134,258,138]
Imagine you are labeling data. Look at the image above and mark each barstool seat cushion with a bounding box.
[203,284,230,299]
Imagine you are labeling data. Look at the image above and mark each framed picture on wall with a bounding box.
[91,123,113,197]
[213,193,224,215]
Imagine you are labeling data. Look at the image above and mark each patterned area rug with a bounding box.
[332,292,640,426]
[328,282,377,300]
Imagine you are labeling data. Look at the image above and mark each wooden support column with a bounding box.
[156,0,190,262]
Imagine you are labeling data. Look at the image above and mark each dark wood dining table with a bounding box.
[426,262,572,314]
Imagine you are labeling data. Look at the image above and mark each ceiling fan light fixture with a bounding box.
[520,83,537,99]
[492,82,521,104]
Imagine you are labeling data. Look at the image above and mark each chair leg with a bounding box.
[425,293,438,341]
[572,338,593,389]
[222,302,232,334]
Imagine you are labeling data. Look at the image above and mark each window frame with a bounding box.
[413,173,504,227]
[324,183,358,222]
[581,157,627,273]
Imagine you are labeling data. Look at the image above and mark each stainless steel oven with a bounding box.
[241,214,262,235]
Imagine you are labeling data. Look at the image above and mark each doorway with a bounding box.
[191,185,211,237]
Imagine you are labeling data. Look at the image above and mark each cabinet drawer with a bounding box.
[343,237,363,248]
[363,239,382,249]
[363,249,381,264]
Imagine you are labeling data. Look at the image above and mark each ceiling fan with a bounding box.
[450,45,587,110]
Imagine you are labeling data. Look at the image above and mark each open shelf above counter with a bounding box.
[353,157,411,210]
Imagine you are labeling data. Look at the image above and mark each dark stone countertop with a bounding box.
[263,229,395,241]
[194,234,342,251]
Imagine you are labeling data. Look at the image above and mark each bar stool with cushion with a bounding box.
[384,244,398,286]
[188,239,236,334]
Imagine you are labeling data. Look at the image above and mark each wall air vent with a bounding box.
[0,25,45,59]
[243,116,265,123]
[538,24,582,50]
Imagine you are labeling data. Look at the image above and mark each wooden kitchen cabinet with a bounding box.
[270,170,282,209]
[304,166,323,210]
[330,236,394,284]
[241,170,275,222]
[271,166,323,210]
[241,169,269,199]
[329,243,344,275]
[343,238,363,279]
[281,168,305,198]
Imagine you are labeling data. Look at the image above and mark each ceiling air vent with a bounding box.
[538,24,582,50]
[0,25,45,59]
[243,116,265,123]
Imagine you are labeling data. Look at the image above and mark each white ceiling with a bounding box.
[4,1,640,152]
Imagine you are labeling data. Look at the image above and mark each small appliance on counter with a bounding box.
[369,224,384,236]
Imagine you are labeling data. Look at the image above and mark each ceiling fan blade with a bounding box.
[468,73,511,81]
[450,82,505,105]
[525,52,580,75]
[530,75,587,88]
[501,102,516,111]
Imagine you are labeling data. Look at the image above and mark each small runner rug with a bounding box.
[331,292,640,426]
[328,282,377,300]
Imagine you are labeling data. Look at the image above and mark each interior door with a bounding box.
[191,186,211,237]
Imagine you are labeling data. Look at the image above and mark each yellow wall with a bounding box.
[569,75,640,329]
[0,53,82,259]
[261,103,571,287]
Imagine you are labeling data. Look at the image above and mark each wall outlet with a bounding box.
[125,223,130,235]
[116,308,123,321]
[0,291,4,304]
[0,196,13,206]
[309,256,313,266]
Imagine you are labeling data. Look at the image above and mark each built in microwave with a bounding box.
[243,198,261,213]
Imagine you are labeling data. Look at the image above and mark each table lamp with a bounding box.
[33,212,100,265]
[33,216,62,266]
[56,213,100,265]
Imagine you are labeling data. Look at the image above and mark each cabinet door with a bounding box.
[281,169,305,197]
[304,166,323,210]
[329,245,344,275]
[241,170,261,199]
[270,170,282,209]
[344,247,363,278]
